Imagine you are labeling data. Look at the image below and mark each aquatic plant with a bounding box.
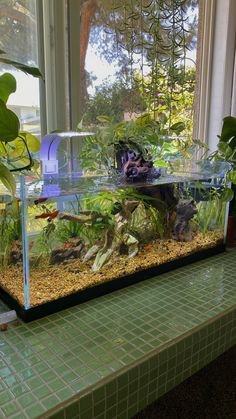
[192,188,226,235]
[0,198,22,265]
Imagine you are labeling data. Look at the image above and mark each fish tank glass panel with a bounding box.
[0,160,231,320]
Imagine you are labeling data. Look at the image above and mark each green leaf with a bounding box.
[218,141,228,153]
[0,58,43,79]
[221,187,234,202]
[96,115,112,123]
[170,122,185,133]
[20,131,40,152]
[0,49,5,55]
[154,159,168,167]
[227,170,236,184]
[0,73,17,103]
[0,162,16,195]
[220,116,236,142]
[76,118,83,130]
[0,99,19,142]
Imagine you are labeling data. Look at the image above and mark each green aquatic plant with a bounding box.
[0,198,22,265]
[57,188,166,271]
[192,189,226,235]
[55,198,85,243]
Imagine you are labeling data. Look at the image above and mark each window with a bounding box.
[0,0,41,137]
[79,0,199,141]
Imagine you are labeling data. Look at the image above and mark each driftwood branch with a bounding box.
[59,211,109,224]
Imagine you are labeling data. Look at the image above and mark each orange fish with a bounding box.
[48,210,59,221]
[63,242,71,250]
[35,210,59,220]
[143,245,153,251]
[35,213,51,219]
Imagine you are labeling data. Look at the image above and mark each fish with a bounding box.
[143,245,153,251]
[48,210,59,221]
[34,197,48,205]
[35,210,59,220]
[63,242,71,250]
[35,213,51,219]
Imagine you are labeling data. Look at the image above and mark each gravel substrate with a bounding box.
[0,231,223,307]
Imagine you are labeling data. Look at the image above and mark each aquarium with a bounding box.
[0,159,231,321]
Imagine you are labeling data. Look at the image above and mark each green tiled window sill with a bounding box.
[0,251,235,418]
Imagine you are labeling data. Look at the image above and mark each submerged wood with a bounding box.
[59,211,109,224]
[173,200,198,241]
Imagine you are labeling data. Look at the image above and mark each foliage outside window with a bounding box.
[79,0,200,172]
[81,0,198,135]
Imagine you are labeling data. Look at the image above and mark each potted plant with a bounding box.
[0,49,42,194]
[209,116,236,245]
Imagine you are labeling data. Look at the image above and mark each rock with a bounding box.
[173,200,198,241]
[0,323,8,331]
[49,242,84,265]
[9,240,23,264]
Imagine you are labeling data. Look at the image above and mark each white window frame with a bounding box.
[205,0,236,151]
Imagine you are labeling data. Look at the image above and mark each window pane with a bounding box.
[0,0,41,136]
[81,0,199,139]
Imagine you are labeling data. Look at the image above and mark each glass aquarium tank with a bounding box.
[0,159,231,321]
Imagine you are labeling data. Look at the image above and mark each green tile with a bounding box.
[47,409,65,419]
[65,401,79,418]
[80,393,93,413]
[94,399,105,416]
[34,362,48,374]
[0,390,12,404]
[93,386,105,404]
[56,387,75,402]
[105,405,117,419]
[107,392,117,408]
[80,407,93,419]
[18,392,38,409]
[36,385,51,399]
[117,399,128,415]
[0,251,235,419]
[41,369,58,383]
[128,403,138,418]
[10,383,28,398]
[48,378,65,392]
[117,387,127,403]
[3,374,20,388]
[117,373,128,389]
[1,401,20,416]
[25,402,46,418]
[0,367,12,378]
[42,394,60,410]
[63,370,78,384]
[27,376,44,390]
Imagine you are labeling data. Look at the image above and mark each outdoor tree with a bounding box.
[0,0,199,128]
[84,78,146,125]
[0,0,37,65]
[80,0,198,113]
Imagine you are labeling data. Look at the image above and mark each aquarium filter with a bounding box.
[40,132,95,176]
